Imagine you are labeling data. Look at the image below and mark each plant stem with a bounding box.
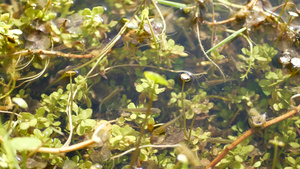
[156,0,187,9]
[205,27,247,54]
[181,79,188,138]
[129,83,156,168]
[146,16,159,49]
[187,114,196,145]
[274,16,293,47]
[277,0,289,21]
[272,144,278,169]
[0,74,16,100]
[206,104,300,168]
[196,15,226,79]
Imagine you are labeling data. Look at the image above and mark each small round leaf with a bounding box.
[11,137,42,151]
[12,97,28,109]
[144,71,168,86]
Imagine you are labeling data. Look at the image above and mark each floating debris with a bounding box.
[278,50,292,65]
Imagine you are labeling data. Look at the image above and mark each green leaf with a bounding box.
[36,107,46,116]
[142,82,149,88]
[253,55,268,61]
[265,72,278,79]
[253,161,261,167]
[144,71,169,86]
[258,79,272,87]
[72,102,79,115]
[84,119,96,127]
[273,103,280,111]
[20,112,34,119]
[289,142,300,148]
[12,97,28,109]
[72,115,79,124]
[234,155,243,162]
[157,0,187,9]
[43,12,57,21]
[76,125,85,136]
[241,48,249,55]
[141,8,149,19]
[112,125,121,136]
[262,153,270,161]
[1,13,9,21]
[231,161,244,169]
[82,8,92,15]
[81,109,93,120]
[136,84,144,92]
[286,156,296,165]
[92,6,104,15]
[20,122,30,130]
[11,137,42,151]
[29,119,37,127]
[170,98,177,103]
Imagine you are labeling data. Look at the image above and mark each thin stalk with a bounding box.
[272,144,278,169]
[156,0,187,9]
[205,27,247,54]
[226,28,253,79]
[277,0,289,21]
[3,122,20,169]
[274,16,293,47]
[196,14,226,79]
[63,87,75,147]
[0,74,16,100]
[206,104,300,168]
[63,72,77,147]
[228,109,241,127]
[210,0,215,24]
[7,105,17,132]
[16,55,35,71]
[174,161,181,169]
[151,0,166,36]
[111,144,180,160]
[181,79,188,138]
[16,58,50,88]
[69,75,73,115]
[187,114,196,145]
[129,83,156,168]
[215,0,245,8]
[21,152,26,169]
[146,16,159,49]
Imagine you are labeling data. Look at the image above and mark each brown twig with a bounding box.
[227,108,241,127]
[35,139,95,153]
[206,0,258,25]
[206,104,300,169]
[272,1,300,14]
[12,49,94,58]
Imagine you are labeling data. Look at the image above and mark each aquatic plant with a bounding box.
[1,0,300,168]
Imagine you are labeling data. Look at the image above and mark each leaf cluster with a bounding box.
[238,44,278,80]
[169,89,214,119]
[216,137,254,169]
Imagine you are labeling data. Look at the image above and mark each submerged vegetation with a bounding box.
[1,0,300,168]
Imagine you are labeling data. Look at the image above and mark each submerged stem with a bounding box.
[272,144,278,169]
[181,79,188,139]
[277,0,289,21]
[196,14,226,79]
[129,83,155,168]
[187,114,196,145]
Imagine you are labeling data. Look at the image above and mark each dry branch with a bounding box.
[12,49,94,58]
[206,104,300,168]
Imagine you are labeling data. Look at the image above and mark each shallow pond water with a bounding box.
[1,0,300,168]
